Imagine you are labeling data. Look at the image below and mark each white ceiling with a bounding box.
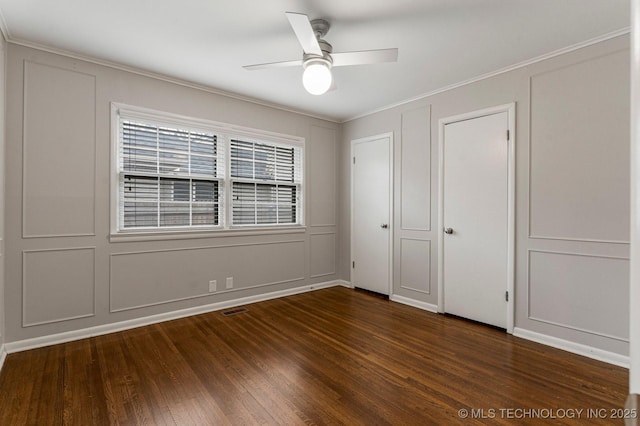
[0,0,630,122]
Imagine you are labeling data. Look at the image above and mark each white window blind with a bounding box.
[118,119,224,230]
[230,138,303,225]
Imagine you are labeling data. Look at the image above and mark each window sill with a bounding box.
[109,226,307,243]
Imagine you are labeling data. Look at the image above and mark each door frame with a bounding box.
[350,132,394,295]
[437,103,516,333]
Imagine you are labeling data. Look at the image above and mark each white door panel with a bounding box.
[443,112,508,328]
[352,135,392,295]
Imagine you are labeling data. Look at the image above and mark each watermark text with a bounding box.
[457,407,638,420]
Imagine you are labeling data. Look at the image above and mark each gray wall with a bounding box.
[340,35,630,356]
[4,44,340,342]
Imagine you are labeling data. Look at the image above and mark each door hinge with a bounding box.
[507,129,510,141]
[505,291,509,302]
[353,157,356,164]
[352,261,355,268]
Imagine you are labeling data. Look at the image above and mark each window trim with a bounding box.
[110,103,306,240]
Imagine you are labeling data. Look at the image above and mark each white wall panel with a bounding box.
[310,233,336,278]
[23,248,96,326]
[22,62,96,238]
[400,238,431,294]
[400,106,431,231]
[529,50,630,242]
[528,250,629,341]
[110,241,305,312]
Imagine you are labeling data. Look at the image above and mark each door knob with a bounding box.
[444,227,454,234]
[381,224,389,229]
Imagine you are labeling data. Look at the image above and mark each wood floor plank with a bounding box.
[0,287,629,425]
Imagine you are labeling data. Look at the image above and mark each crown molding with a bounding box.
[0,6,629,125]
[342,27,631,123]
[4,36,340,124]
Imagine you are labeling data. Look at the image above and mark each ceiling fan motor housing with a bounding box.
[310,19,330,38]
[304,40,333,67]
[303,19,333,67]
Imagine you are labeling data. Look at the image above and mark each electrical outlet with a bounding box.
[209,280,217,292]
[226,277,233,289]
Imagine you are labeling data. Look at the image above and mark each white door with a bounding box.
[351,134,392,295]
[442,111,509,328]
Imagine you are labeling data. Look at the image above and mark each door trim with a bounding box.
[350,132,394,295]
[437,103,516,333]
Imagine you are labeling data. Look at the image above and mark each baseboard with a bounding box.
[335,280,354,288]
[0,344,7,373]
[4,280,343,354]
[390,295,438,313]
[513,327,629,368]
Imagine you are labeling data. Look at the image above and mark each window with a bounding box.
[118,120,224,230]
[230,139,303,225]
[113,104,304,234]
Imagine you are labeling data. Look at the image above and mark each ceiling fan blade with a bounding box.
[331,48,399,67]
[285,12,323,56]
[243,59,303,71]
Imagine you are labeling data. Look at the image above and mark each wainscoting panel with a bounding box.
[22,61,96,238]
[23,247,96,326]
[400,106,431,231]
[310,233,336,278]
[309,125,336,227]
[110,240,306,312]
[400,238,431,294]
[529,50,629,243]
[528,250,629,341]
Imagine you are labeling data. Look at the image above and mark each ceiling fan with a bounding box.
[243,12,399,95]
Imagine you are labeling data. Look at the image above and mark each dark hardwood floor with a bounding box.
[0,286,629,425]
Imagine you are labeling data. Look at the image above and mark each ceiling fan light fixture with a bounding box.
[302,59,332,95]
[243,13,398,95]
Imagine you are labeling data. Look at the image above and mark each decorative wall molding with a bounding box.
[309,232,337,278]
[309,125,337,227]
[526,315,630,343]
[513,327,629,368]
[527,49,631,244]
[109,239,305,313]
[400,106,431,232]
[526,249,630,342]
[111,276,306,314]
[399,238,431,294]
[22,247,96,327]
[528,235,630,245]
[110,238,305,258]
[22,60,97,239]
[527,248,630,261]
